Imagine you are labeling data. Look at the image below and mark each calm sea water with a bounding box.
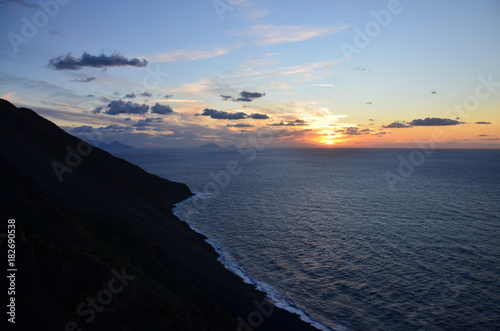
[113,148,500,331]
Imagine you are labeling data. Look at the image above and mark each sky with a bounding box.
[1,0,499,148]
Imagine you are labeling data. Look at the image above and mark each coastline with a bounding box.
[173,193,333,331]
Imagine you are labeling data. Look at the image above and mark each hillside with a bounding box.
[0,99,316,330]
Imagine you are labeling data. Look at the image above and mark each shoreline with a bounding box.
[173,193,333,331]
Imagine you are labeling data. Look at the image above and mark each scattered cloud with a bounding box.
[365,101,373,105]
[48,52,148,70]
[197,108,268,120]
[227,123,254,128]
[478,134,489,137]
[93,100,149,115]
[249,113,270,119]
[124,93,137,99]
[475,121,491,124]
[71,77,95,83]
[410,117,463,126]
[141,92,152,97]
[198,108,248,120]
[383,121,412,128]
[240,24,348,45]
[221,91,266,102]
[480,138,499,141]
[353,67,371,71]
[268,119,307,126]
[132,117,163,128]
[146,47,235,62]
[151,103,174,114]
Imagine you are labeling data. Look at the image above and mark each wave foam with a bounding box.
[173,193,347,331]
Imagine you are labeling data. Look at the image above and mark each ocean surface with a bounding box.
[113,148,500,331]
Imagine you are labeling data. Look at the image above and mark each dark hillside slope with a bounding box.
[0,99,316,330]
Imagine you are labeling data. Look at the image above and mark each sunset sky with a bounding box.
[1,0,499,148]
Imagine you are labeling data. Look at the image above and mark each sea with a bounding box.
[113,148,500,331]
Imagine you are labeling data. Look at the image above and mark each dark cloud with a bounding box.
[151,103,174,114]
[141,92,152,97]
[431,91,437,94]
[132,117,163,128]
[410,117,463,126]
[268,119,307,126]
[475,121,491,124]
[124,117,131,121]
[85,94,94,98]
[365,102,373,105]
[93,100,149,115]
[480,138,499,141]
[48,52,148,70]
[69,125,94,134]
[383,121,413,128]
[124,93,136,99]
[164,94,174,99]
[343,127,362,135]
[227,124,254,128]
[198,108,248,120]
[69,125,133,135]
[248,113,269,119]
[369,119,374,121]
[478,134,489,137]
[71,77,95,83]
[113,92,120,96]
[221,91,266,102]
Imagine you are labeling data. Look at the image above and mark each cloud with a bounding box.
[478,134,489,137]
[268,119,307,126]
[151,103,174,114]
[475,121,491,124]
[221,91,266,102]
[410,117,463,126]
[480,138,499,141]
[48,52,148,70]
[71,76,96,83]
[85,94,94,98]
[69,125,133,135]
[248,113,269,119]
[141,92,152,97]
[146,47,234,62]
[431,91,437,94]
[383,121,413,128]
[365,101,373,105]
[124,93,136,99]
[353,67,370,71]
[342,127,362,135]
[132,117,163,128]
[227,124,254,128]
[369,119,375,121]
[242,24,348,45]
[93,100,149,115]
[198,108,248,120]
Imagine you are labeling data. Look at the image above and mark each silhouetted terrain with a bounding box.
[0,99,316,330]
